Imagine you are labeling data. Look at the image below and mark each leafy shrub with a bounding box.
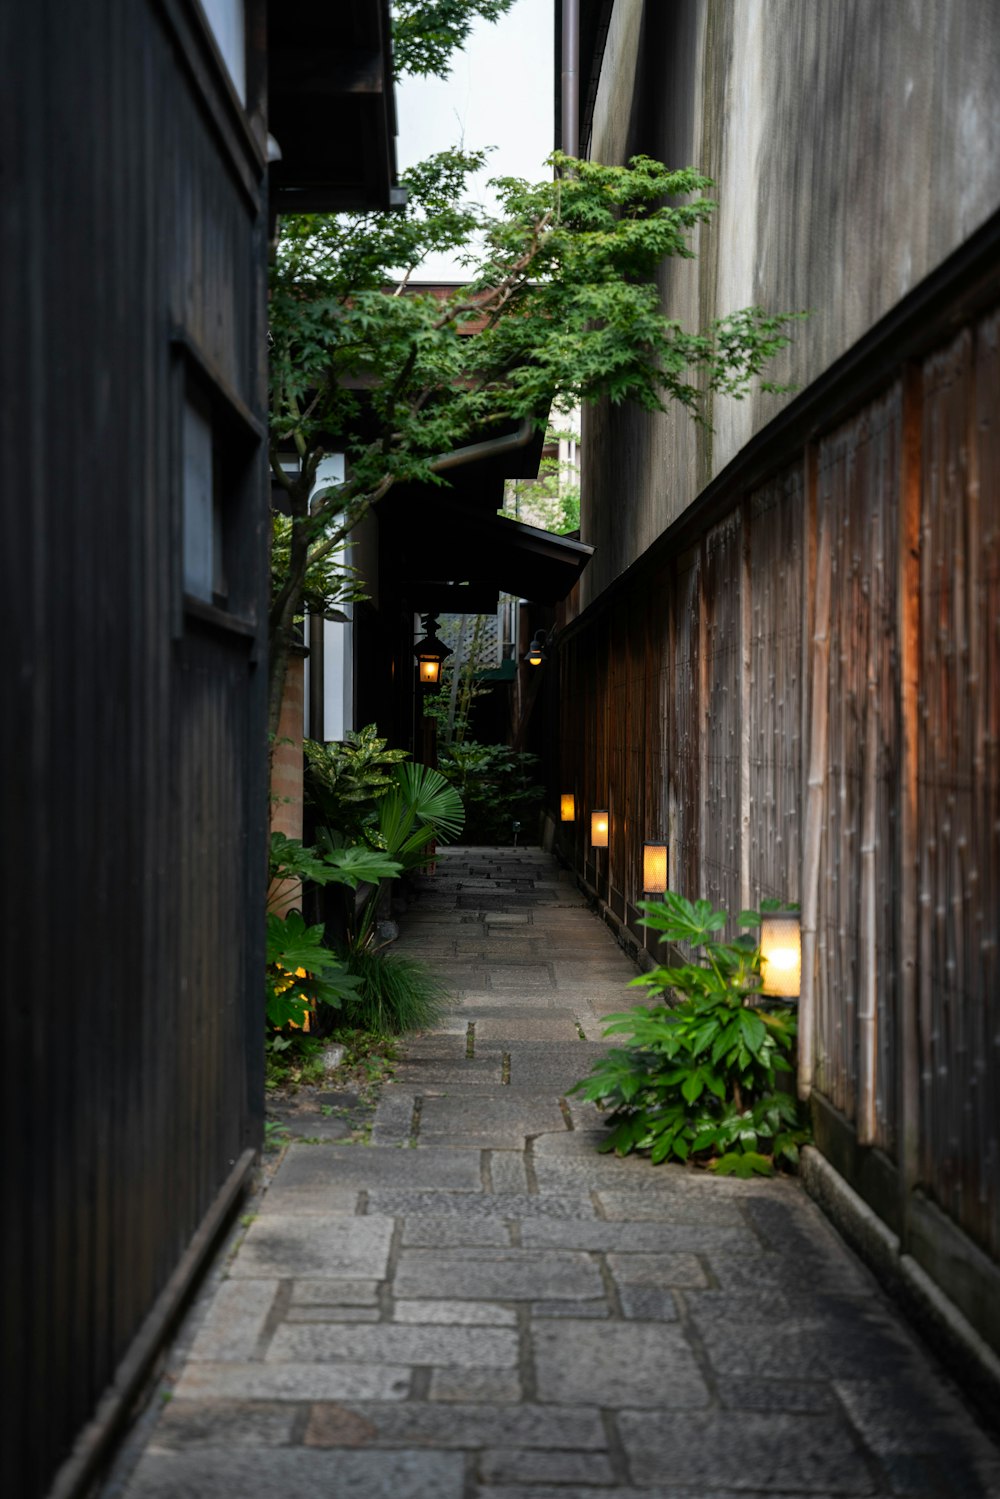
[570,893,810,1177]
[265,910,359,1031]
[266,834,403,1033]
[304,725,410,841]
[437,740,543,844]
[341,948,448,1036]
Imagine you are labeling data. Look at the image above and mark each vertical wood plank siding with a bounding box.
[918,318,1000,1258]
[1,5,268,1496]
[557,298,999,1273]
[748,470,804,905]
[703,513,743,917]
[815,389,900,1150]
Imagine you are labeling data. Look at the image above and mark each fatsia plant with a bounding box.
[570,893,809,1177]
[266,833,404,1030]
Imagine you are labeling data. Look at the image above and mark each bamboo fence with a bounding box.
[557,302,999,1264]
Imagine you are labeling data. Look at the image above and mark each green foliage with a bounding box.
[265,1031,328,1092]
[266,832,404,1031]
[505,426,580,535]
[271,512,366,625]
[371,762,466,869]
[570,893,810,1175]
[268,830,402,897]
[392,1,517,78]
[420,614,496,748]
[266,147,801,735]
[265,910,361,1029]
[341,948,448,1036]
[305,726,411,840]
[438,740,543,844]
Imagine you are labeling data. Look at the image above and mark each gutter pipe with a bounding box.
[429,417,536,475]
[561,0,580,158]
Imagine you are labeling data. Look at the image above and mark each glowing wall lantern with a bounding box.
[642,841,668,894]
[524,630,547,666]
[560,793,576,822]
[760,911,802,999]
[590,809,609,847]
[413,614,452,690]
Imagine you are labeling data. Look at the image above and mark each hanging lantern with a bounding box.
[760,911,801,999]
[642,841,668,893]
[590,809,609,847]
[560,793,576,822]
[413,613,452,690]
[524,630,547,666]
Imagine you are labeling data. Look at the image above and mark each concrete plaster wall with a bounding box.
[578,0,1000,605]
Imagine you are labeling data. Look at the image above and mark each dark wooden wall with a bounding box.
[0,4,269,1495]
[554,274,1000,1353]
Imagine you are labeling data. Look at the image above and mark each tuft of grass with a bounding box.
[265,1033,327,1091]
[342,949,448,1036]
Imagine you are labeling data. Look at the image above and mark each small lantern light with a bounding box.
[760,911,801,999]
[642,841,668,894]
[413,613,452,691]
[560,793,576,822]
[590,809,609,847]
[524,630,547,666]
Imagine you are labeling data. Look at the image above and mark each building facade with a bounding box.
[552,0,1000,1388]
[1,3,398,1494]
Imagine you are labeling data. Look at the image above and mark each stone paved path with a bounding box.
[122,848,1000,1497]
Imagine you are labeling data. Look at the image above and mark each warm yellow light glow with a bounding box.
[760,912,801,999]
[527,648,543,666]
[591,810,609,847]
[560,794,576,822]
[418,657,441,685]
[643,842,668,893]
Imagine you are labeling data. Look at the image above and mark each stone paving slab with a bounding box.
[126,1448,465,1498]
[395,1248,606,1301]
[227,1214,393,1280]
[269,1143,485,1192]
[117,848,1000,1499]
[303,1400,608,1449]
[531,1320,710,1408]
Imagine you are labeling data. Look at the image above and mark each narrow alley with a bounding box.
[120,850,1000,1498]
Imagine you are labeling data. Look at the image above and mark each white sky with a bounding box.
[394,0,554,281]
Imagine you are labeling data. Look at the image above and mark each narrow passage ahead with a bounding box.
[123,848,1000,1497]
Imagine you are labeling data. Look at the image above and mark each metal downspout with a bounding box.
[562,0,580,158]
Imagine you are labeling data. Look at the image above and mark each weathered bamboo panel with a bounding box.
[749,469,804,905]
[814,388,901,1151]
[702,513,744,915]
[918,316,1000,1258]
[642,574,671,927]
[607,596,631,915]
[671,547,702,900]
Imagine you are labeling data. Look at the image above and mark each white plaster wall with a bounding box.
[579,0,1000,603]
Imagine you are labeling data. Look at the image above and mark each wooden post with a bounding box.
[897,363,922,1233]
[740,497,752,913]
[698,535,709,899]
[799,446,826,1100]
[857,641,879,1143]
